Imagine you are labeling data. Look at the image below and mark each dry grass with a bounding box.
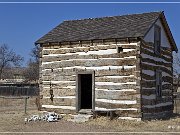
[87,115,180,132]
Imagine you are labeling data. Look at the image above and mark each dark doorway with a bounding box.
[78,74,92,109]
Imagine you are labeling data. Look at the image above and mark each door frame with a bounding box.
[76,71,95,112]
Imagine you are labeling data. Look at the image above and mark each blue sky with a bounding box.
[0,2,180,66]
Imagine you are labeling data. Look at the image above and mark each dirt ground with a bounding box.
[0,109,180,135]
[0,97,180,134]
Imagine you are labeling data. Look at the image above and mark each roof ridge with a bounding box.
[63,11,163,22]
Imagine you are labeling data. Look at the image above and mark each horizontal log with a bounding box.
[41,87,76,96]
[142,110,173,120]
[95,90,139,100]
[141,58,171,67]
[141,82,172,89]
[42,81,76,87]
[42,49,138,62]
[76,58,136,67]
[42,44,125,55]
[141,89,172,96]
[141,48,171,63]
[141,76,172,86]
[141,80,156,88]
[142,97,173,106]
[98,50,137,58]
[40,90,50,97]
[53,75,76,81]
[42,58,136,69]
[95,76,136,83]
[95,68,136,76]
[95,101,139,109]
[41,107,76,114]
[162,76,173,84]
[141,63,172,76]
[141,42,172,57]
[141,89,156,95]
[42,76,51,81]
[162,84,172,90]
[42,47,90,55]
[141,42,154,50]
[142,104,173,113]
[141,73,155,80]
[162,90,173,96]
[91,45,116,50]
[118,45,137,49]
[95,83,136,90]
[42,54,79,62]
[42,43,138,55]
[41,98,76,106]
[43,71,76,76]
[41,75,76,82]
[161,48,172,56]
[42,68,136,77]
[115,110,140,117]
[53,89,76,96]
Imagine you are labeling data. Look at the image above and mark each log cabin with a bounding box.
[35,11,178,120]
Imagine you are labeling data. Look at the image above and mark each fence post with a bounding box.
[24,97,27,114]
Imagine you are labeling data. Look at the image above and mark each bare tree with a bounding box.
[24,45,40,82]
[173,50,180,93]
[0,44,24,79]
[173,51,180,75]
[30,45,40,62]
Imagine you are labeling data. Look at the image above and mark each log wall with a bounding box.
[39,39,141,118]
[140,41,173,120]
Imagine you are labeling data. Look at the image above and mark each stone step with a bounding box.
[78,109,93,115]
[67,114,93,123]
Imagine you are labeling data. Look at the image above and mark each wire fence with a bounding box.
[0,84,40,113]
[0,96,39,113]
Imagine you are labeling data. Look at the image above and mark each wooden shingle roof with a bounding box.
[35,11,177,52]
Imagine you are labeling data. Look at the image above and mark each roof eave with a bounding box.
[160,12,178,53]
[34,37,141,46]
[143,11,178,53]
